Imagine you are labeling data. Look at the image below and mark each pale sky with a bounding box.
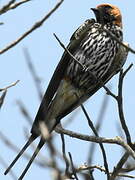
[0,0,135,180]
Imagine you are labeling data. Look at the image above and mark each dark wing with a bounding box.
[31,19,95,135]
[57,42,129,120]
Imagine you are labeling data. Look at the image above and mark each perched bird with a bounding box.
[5,3,128,179]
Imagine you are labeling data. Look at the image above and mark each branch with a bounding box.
[23,48,43,100]
[59,127,70,175]
[104,64,133,146]
[110,152,129,180]
[100,26,135,54]
[0,90,7,109]
[68,152,79,180]
[16,100,33,125]
[0,0,64,54]
[56,127,135,160]
[80,103,110,180]
[54,33,97,81]
[0,0,31,15]
[88,92,110,164]
[0,80,19,91]
[117,66,133,145]
[77,164,135,179]
[121,167,135,173]
[53,33,85,70]
[0,0,15,15]
[103,85,117,100]
[0,80,19,109]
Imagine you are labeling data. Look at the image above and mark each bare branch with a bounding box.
[0,0,15,15]
[0,0,64,55]
[80,103,110,180]
[103,85,117,100]
[0,0,31,15]
[54,33,97,81]
[54,33,85,70]
[16,100,33,125]
[88,92,110,164]
[100,26,135,54]
[117,67,132,145]
[103,64,133,146]
[56,126,135,160]
[59,125,70,175]
[110,152,129,180]
[68,152,79,180]
[77,164,135,179]
[23,48,43,100]
[0,90,7,109]
[0,80,19,109]
[0,80,19,91]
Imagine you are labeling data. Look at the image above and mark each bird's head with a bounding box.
[91,4,122,28]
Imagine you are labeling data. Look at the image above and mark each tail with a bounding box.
[4,135,36,175]
[17,120,59,180]
[18,138,45,180]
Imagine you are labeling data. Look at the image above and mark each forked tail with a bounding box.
[18,138,45,180]
[4,135,36,175]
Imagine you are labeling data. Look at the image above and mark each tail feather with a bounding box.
[18,138,45,180]
[4,135,36,175]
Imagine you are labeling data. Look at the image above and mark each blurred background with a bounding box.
[0,0,135,179]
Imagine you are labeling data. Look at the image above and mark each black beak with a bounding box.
[91,8,99,15]
[91,8,101,22]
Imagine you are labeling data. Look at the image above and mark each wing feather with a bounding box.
[31,19,95,135]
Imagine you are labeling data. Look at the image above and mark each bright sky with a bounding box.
[0,0,135,180]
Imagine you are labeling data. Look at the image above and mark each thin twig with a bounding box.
[0,80,19,109]
[59,127,70,175]
[103,85,117,100]
[100,26,135,54]
[68,152,79,180]
[77,164,135,179]
[53,33,85,70]
[110,152,129,180]
[104,64,133,146]
[117,67,132,145]
[0,80,19,91]
[54,33,97,81]
[88,92,110,164]
[47,138,62,180]
[95,90,111,133]
[0,0,31,15]
[0,90,7,109]
[23,48,43,100]
[0,0,64,54]
[16,100,33,125]
[0,0,15,14]
[121,166,135,173]
[80,103,110,180]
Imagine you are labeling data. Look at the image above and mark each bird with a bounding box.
[4,3,128,180]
